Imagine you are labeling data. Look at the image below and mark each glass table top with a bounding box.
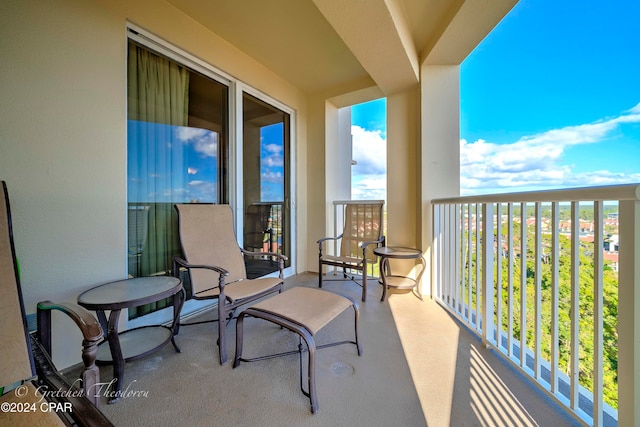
[373,246,423,258]
[77,276,182,309]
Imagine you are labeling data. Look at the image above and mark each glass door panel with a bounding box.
[242,92,291,277]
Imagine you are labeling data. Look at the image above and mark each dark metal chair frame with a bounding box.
[173,203,287,364]
[318,200,386,302]
[232,287,362,414]
[0,181,112,426]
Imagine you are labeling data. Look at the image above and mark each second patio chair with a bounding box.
[318,200,385,302]
[173,204,286,364]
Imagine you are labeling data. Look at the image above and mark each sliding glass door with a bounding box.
[242,92,291,277]
[127,40,229,318]
[126,30,295,321]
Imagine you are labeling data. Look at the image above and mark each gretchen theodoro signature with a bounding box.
[33,378,149,402]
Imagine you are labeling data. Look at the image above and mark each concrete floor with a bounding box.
[85,272,582,426]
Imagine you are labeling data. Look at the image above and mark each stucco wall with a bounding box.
[0,0,308,368]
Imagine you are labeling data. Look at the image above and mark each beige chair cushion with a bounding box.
[320,254,364,266]
[249,287,352,335]
[0,186,33,388]
[195,277,283,303]
[339,202,383,263]
[176,204,247,294]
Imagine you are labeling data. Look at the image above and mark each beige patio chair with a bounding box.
[318,200,385,302]
[0,181,112,426]
[173,204,286,364]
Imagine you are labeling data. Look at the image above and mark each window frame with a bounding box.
[126,23,296,327]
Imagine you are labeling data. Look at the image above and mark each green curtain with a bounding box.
[127,42,189,318]
[127,43,189,125]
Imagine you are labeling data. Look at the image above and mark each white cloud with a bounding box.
[352,126,386,175]
[176,127,218,158]
[461,105,640,195]
[264,143,282,154]
[352,176,386,200]
[186,180,217,202]
[351,125,386,200]
[261,170,283,184]
[263,153,283,168]
[626,102,640,114]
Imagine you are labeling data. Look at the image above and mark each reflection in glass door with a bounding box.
[242,92,290,278]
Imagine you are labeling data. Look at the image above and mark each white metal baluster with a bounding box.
[618,196,640,427]
[570,201,580,410]
[476,203,482,330]
[432,204,438,298]
[534,202,542,379]
[508,203,514,359]
[482,202,495,346]
[457,204,464,313]
[449,203,456,307]
[437,204,444,299]
[468,203,473,323]
[455,203,462,314]
[593,201,604,427]
[443,204,450,304]
[551,201,560,394]
[520,202,527,368]
[496,202,503,349]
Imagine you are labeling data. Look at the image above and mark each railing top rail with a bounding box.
[333,200,385,205]
[250,201,284,206]
[431,183,640,204]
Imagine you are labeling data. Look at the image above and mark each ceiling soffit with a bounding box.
[312,0,419,95]
[166,0,369,94]
[165,0,517,98]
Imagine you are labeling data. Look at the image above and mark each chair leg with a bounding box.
[218,304,228,364]
[361,257,369,302]
[352,304,362,356]
[233,312,246,369]
[361,274,367,302]
[308,339,318,413]
[318,260,323,288]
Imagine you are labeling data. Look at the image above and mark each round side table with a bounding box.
[373,246,425,302]
[78,276,185,403]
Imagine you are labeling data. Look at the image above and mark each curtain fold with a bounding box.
[127,42,189,318]
[127,43,189,125]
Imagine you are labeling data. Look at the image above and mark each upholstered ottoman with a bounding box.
[233,287,362,413]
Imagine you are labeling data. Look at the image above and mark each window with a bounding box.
[126,29,295,321]
[127,40,229,318]
[242,92,291,277]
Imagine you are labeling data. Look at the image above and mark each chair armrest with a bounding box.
[173,256,231,295]
[36,302,102,347]
[317,234,342,245]
[360,235,386,249]
[29,335,112,423]
[240,249,288,279]
[35,302,104,408]
[173,256,230,277]
[240,248,288,262]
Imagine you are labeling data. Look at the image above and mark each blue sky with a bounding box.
[260,123,285,201]
[351,99,387,200]
[352,0,640,197]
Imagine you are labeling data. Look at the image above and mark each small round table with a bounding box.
[77,276,185,403]
[373,246,426,302]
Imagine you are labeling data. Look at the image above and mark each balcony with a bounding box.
[58,184,638,426]
[71,273,580,426]
[4,2,638,426]
[431,183,640,426]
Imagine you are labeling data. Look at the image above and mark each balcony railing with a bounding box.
[431,184,640,427]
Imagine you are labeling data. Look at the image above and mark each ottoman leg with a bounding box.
[296,329,318,413]
[233,312,246,369]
